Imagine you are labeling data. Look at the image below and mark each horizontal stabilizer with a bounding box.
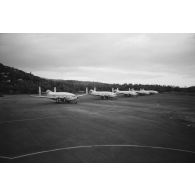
[30,95,48,98]
[77,94,87,97]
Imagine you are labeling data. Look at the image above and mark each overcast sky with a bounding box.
[0,33,195,87]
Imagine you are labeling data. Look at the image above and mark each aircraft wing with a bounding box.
[76,94,87,97]
[91,94,104,97]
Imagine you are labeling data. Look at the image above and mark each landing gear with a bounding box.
[62,98,67,104]
[56,98,60,103]
[101,96,110,100]
[71,99,78,104]
[55,98,78,104]
[55,98,66,104]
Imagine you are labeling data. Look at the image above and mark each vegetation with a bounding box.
[0,63,194,94]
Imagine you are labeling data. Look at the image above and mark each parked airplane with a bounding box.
[114,88,138,97]
[89,89,117,99]
[135,89,159,95]
[147,90,159,94]
[31,87,87,104]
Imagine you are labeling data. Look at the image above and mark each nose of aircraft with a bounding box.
[89,89,93,94]
[67,95,77,100]
[113,93,117,97]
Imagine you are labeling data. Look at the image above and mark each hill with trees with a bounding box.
[0,63,194,94]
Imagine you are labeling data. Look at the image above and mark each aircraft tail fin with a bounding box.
[86,87,88,94]
[38,86,41,96]
[114,88,119,93]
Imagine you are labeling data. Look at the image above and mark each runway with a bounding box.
[0,93,195,162]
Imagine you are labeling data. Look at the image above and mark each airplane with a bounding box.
[89,88,117,99]
[147,90,159,94]
[134,89,158,95]
[31,87,87,104]
[114,88,138,97]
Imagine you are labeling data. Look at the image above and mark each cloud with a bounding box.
[0,33,194,87]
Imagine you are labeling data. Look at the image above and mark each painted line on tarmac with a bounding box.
[0,115,68,124]
[0,114,159,125]
[0,144,195,160]
[0,155,13,160]
[0,99,14,101]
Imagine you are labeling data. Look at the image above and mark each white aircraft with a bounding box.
[89,89,117,99]
[31,87,86,104]
[135,89,158,95]
[114,88,138,97]
[147,90,159,94]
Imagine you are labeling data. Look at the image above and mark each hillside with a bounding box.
[0,63,194,94]
[0,63,114,94]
